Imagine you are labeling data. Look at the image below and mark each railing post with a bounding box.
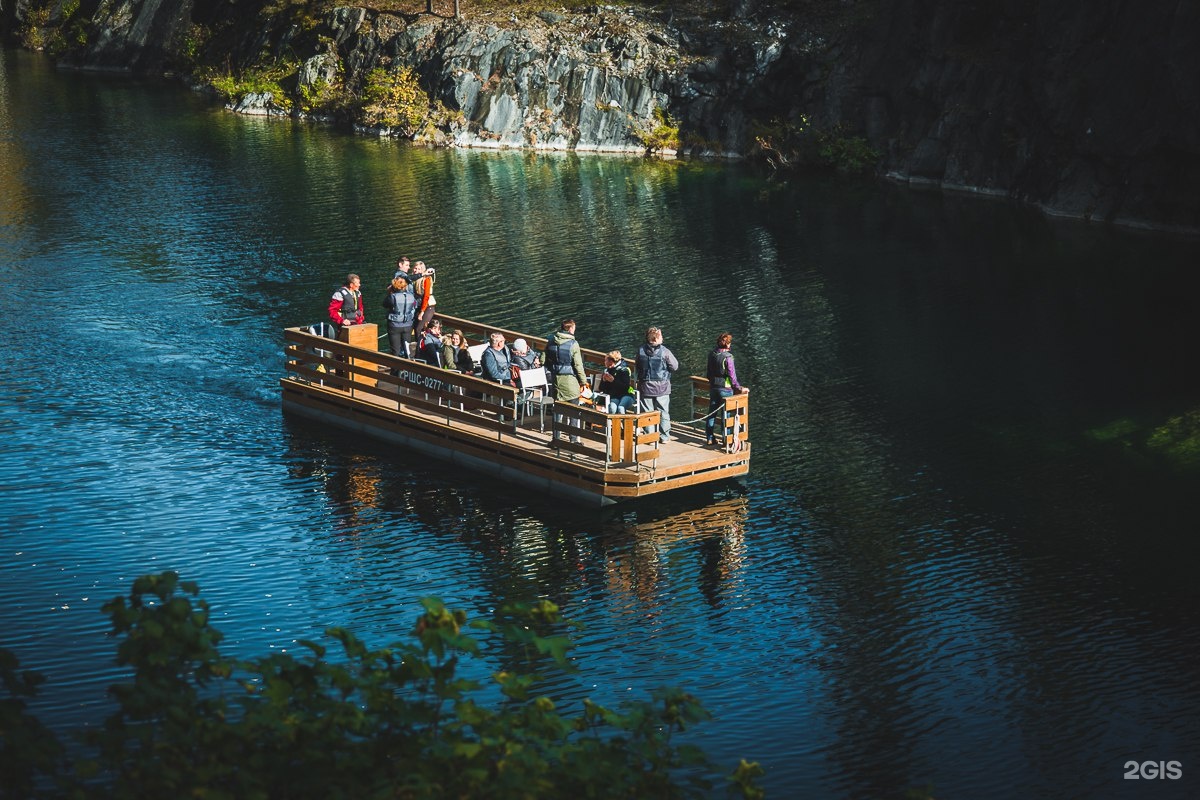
[337,323,379,398]
[604,413,613,467]
[550,401,560,450]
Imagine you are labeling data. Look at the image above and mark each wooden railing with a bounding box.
[689,376,750,451]
[546,400,662,465]
[284,326,671,467]
[435,314,610,376]
[285,327,518,437]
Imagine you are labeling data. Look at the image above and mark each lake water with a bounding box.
[2,47,1199,798]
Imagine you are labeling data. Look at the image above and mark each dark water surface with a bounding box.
[3,49,1200,798]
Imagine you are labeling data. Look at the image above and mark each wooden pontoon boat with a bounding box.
[281,315,750,507]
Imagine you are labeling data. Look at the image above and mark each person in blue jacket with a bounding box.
[635,326,679,441]
[481,332,514,385]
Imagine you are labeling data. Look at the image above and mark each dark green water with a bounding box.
[2,48,1199,798]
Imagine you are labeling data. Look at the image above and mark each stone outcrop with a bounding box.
[281,6,780,156]
[5,0,1197,231]
[87,0,194,71]
[331,10,704,153]
[5,0,195,71]
[771,0,1200,231]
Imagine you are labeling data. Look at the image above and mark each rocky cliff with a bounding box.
[5,0,1197,231]
[795,0,1200,231]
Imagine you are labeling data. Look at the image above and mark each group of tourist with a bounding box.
[380,256,438,360]
[328,265,749,447]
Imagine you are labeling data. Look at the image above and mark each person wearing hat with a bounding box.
[509,338,540,370]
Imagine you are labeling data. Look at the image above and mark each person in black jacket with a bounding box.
[509,338,540,369]
[417,318,443,366]
[600,350,635,414]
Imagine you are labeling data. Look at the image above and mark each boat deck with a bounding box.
[281,317,750,506]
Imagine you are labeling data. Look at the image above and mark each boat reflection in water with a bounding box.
[283,425,752,625]
[597,492,750,611]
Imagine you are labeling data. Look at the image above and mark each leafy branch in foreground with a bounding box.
[1,571,764,799]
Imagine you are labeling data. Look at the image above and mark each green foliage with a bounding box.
[180,24,209,67]
[19,0,91,57]
[209,61,298,110]
[1,650,65,796]
[1087,417,1142,442]
[751,114,879,174]
[1145,410,1200,466]
[298,67,352,116]
[1089,408,1200,470]
[0,572,763,798]
[297,79,330,113]
[815,124,880,173]
[18,4,52,51]
[358,66,433,134]
[634,106,682,154]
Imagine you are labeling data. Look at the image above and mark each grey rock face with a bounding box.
[73,0,194,72]
[362,13,719,154]
[14,0,1197,230]
[228,91,287,116]
[298,52,339,91]
[793,0,1200,230]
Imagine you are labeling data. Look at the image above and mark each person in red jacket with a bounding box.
[329,273,364,327]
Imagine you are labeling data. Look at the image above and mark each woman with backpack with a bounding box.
[381,273,416,358]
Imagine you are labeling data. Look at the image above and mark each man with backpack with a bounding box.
[544,319,588,443]
[636,326,679,442]
[544,319,586,402]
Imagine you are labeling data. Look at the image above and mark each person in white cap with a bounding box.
[509,338,540,369]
